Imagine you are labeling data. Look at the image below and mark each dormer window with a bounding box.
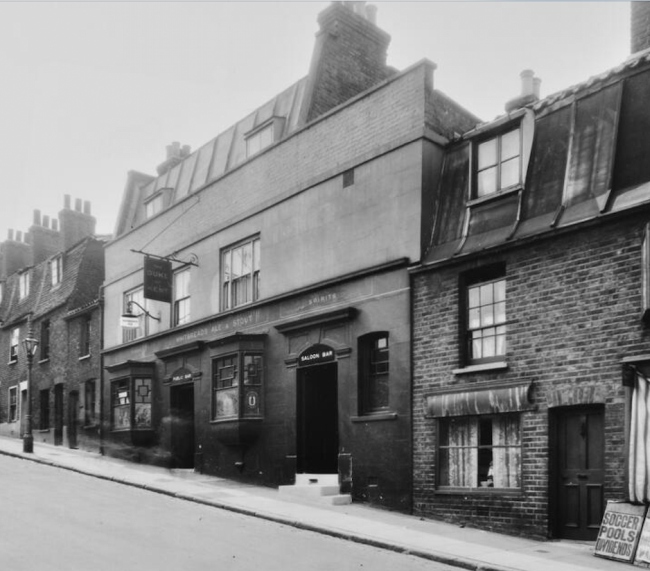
[19,271,30,299]
[50,255,63,286]
[245,117,285,158]
[476,127,522,197]
[144,191,164,219]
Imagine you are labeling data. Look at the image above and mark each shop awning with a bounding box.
[426,382,534,418]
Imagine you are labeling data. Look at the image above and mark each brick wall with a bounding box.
[412,214,650,538]
[632,2,650,53]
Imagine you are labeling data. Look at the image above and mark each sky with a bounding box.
[0,1,631,241]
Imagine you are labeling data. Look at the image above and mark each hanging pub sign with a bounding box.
[144,256,172,303]
[594,501,646,562]
[298,344,335,367]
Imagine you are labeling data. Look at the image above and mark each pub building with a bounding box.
[100,2,478,510]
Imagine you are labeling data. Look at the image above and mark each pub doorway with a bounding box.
[170,383,195,469]
[550,405,605,540]
[297,362,339,474]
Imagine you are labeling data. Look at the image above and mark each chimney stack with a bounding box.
[59,195,96,251]
[632,2,650,53]
[30,208,61,265]
[0,228,31,279]
[505,69,541,113]
[300,1,393,124]
[156,141,192,176]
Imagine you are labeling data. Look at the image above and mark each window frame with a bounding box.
[80,315,91,358]
[8,386,17,422]
[110,376,152,431]
[50,255,63,287]
[221,236,260,311]
[460,265,507,367]
[437,413,522,492]
[40,319,50,361]
[9,327,19,363]
[211,351,263,421]
[358,332,390,415]
[19,271,30,300]
[84,379,97,427]
[123,287,148,342]
[173,267,191,326]
[473,125,522,199]
[144,191,164,219]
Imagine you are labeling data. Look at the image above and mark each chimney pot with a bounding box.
[43,215,50,228]
[64,194,71,209]
[75,198,82,212]
[533,77,541,99]
[33,209,42,226]
[520,69,535,96]
[16,231,22,242]
[8,229,14,240]
[83,200,91,215]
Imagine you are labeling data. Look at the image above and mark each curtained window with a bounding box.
[438,414,521,489]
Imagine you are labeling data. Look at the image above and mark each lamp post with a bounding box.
[22,324,38,453]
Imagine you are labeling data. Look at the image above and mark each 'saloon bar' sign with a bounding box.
[144,257,172,303]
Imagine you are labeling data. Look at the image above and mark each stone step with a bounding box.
[277,473,352,506]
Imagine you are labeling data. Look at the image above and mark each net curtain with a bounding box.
[629,368,650,503]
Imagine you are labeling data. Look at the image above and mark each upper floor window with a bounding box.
[123,287,147,343]
[476,127,521,197]
[50,255,63,286]
[464,272,507,365]
[438,414,521,489]
[40,320,50,361]
[173,268,191,326]
[9,327,19,363]
[358,332,389,415]
[246,124,274,157]
[222,237,260,311]
[19,271,29,299]
[84,379,97,426]
[80,315,91,357]
[8,386,17,422]
[144,192,164,219]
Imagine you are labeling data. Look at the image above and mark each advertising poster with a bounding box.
[594,501,647,562]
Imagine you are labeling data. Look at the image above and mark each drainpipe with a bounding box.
[98,285,105,456]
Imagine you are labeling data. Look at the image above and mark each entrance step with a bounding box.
[278,473,352,506]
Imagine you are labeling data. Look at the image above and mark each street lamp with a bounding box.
[22,324,38,453]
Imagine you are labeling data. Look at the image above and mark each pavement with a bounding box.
[0,436,632,571]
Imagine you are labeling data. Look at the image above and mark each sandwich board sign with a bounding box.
[594,501,646,562]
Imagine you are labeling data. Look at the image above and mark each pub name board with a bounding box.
[298,344,335,367]
[144,257,173,303]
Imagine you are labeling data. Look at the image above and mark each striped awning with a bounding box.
[426,382,534,418]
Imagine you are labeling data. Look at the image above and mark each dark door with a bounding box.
[297,363,338,473]
[552,405,605,540]
[68,391,78,449]
[54,384,64,446]
[170,384,195,469]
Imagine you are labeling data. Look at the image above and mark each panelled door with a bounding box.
[552,405,605,540]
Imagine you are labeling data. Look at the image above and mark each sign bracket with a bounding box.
[130,249,199,267]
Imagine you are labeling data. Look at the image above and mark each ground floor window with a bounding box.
[212,352,263,420]
[438,414,521,489]
[84,379,97,426]
[8,386,17,422]
[111,377,152,430]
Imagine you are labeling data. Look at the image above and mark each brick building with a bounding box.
[410,3,650,539]
[100,2,477,510]
[0,196,106,453]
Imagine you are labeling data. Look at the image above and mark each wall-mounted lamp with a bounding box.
[122,300,161,322]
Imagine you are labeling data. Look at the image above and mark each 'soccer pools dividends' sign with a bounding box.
[144,257,172,303]
[594,501,646,562]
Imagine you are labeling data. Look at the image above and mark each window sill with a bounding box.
[38,358,50,365]
[435,487,523,496]
[210,417,263,424]
[79,354,91,361]
[37,429,50,433]
[453,361,508,375]
[8,360,17,366]
[351,412,398,423]
[467,185,521,207]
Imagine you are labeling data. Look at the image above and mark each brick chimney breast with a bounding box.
[59,196,96,252]
[30,209,61,265]
[632,1,650,53]
[0,229,30,279]
[301,1,393,124]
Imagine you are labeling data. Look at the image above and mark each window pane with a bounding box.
[494,279,506,302]
[478,139,497,169]
[469,308,481,329]
[216,387,239,419]
[232,247,243,278]
[477,167,497,196]
[241,242,252,274]
[494,301,506,324]
[468,286,480,309]
[501,129,520,160]
[253,239,261,272]
[483,329,496,358]
[500,157,520,188]
[495,325,507,356]
[472,334,483,360]
[481,304,494,326]
[480,283,494,306]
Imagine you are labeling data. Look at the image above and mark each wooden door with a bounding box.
[553,406,605,540]
[170,384,195,469]
[68,391,78,449]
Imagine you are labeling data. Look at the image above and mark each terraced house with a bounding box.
[0,197,105,453]
[100,1,477,510]
[411,2,650,540]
